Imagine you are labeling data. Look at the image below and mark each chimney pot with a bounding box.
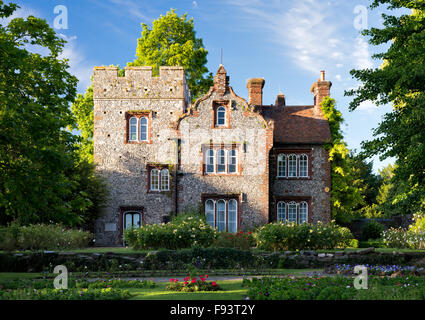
[320,70,325,81]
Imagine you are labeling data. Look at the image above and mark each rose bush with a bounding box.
[124,214,216,250]
[255,221,355,251]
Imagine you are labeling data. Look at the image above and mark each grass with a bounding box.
[128,280,248,300]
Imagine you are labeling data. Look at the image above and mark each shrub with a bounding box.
[0,223,92,251]
[166,275,220,292]
[244,275,425,300]
[255,221,355,251]
[361,220,385,240]
[213,231,255,250]
[124,213,216,250]
[0,287,131,300]
[382,227,425,249]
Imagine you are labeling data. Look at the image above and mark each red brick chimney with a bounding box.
[275,92,286,107]
[246,78,265,106]
[311,70,332,108]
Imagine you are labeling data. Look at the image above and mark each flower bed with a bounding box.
[244,275,425,300]
[331,264,420,276]
[166,275,221,292]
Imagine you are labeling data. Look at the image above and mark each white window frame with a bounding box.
[277,201,286,223]
[299,154,308,178]
[216,106,226,126]
[288,154,298,178]
[299,201,308,224]
[206,149,215,174]
[129,117,138,142]
[228,149,237,174]
[204,198,238,233]
[288,201,297,223]
[217,149,226,173]
[140,116,148,141]
[150,168,160,191]
[205,199,215,228]
[277,154,287,177]
[216,199,227,232]
[123,211,142,230]
[160,169,170,191]
[228,199,238,233]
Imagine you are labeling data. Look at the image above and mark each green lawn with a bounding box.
[128,280,248,300]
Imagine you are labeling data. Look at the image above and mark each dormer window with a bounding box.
[212,101,231,128]
[216,106,226,126]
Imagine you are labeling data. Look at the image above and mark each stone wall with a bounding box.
[93,66,189,245]
[270,145,331,223]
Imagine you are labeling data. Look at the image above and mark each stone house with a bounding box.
[92,64,332,245]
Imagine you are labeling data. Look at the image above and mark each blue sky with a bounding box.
[10,0,405,172]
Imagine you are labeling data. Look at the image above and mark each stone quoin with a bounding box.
[92,64,332,245]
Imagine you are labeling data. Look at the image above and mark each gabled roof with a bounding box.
[258,105,332,145]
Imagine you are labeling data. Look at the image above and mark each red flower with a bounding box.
[184,281,188,285]
[248,232,252,234]
[174,279,179,282]
[205,275,209,278]
[184,276,190,281]
[212,281,217,286]
[170,278,174,282]
[191,279,196,284]
[200,277,205,282]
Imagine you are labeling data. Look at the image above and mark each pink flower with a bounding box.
[191,279,197,284]
[170,278,174,282]
[212,281,217,287]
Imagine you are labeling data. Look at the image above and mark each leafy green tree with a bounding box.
[321,97,365,223]
[71,85,94,163]
[128,9,213,100]
[345,0,425,218]
[0,2,106,228]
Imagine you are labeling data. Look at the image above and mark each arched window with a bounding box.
[216,106,226,126]
[277,201,286,223]
[216,200,226,232]
[206,149,215,173]
[205,200,215,228]
[228,199,238,233]
[217,149,226,173]
[228,149,237,173]
[150,168,159,191]
[160,169,169,191]
[299,154,308,177]
[140,117,148,141]
[288,154,297,177]
[129,117,138,141]
[277,154,286,177]
[123,211,141,230]
[299,202,308,224]
[288,201,297,223]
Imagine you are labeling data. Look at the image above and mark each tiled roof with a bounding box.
[258,105,332,144]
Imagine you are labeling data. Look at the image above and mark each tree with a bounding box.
[0,1,106,228]
[128,9,213,100]
[345,0,425,217]
[71,85,94,163]
[321,97,365,224]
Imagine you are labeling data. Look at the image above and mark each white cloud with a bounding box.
[358,100,378,112]
[353,36,373,70]
[225,0,374,75]
[58,34,94,92]
[193,1,198,8]
[106,0,152,22]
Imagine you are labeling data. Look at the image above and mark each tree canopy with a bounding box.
[321,97,366,223]
[0,1,106,228]
[128,9,213,100]
[345,0,425,217]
